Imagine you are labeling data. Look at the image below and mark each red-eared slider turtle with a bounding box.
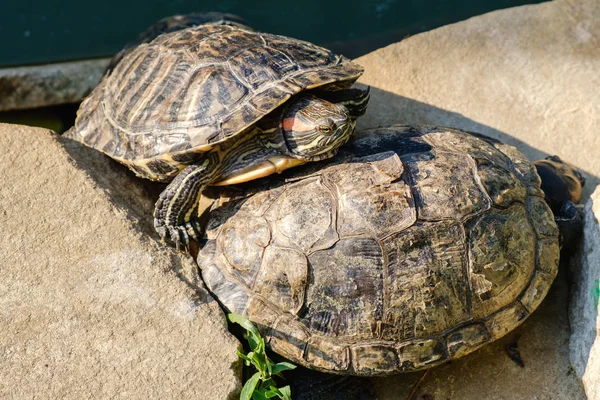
[65,22,369,249]
[197,125,584,376]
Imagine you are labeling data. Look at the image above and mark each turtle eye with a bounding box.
[318,123,336,134]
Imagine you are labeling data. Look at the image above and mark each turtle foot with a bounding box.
[154,219,201,251]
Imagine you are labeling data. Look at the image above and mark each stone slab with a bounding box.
[0,123,241,399]
[570,186,600,400]
[0,59,109,112]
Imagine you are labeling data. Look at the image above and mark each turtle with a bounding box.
[196,125,585,379]
[64,21,370,249]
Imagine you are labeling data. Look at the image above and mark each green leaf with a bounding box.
[248,354,265,377]
[228,313,260,337]
[278,385,292,400]
[247,331,264,352]
[263,385,292,400]
[271,362,297,375]
[237,350,253,365]
[263,386,281,398]
[240,372,261,400]
[266,360,273,376]
[251,389,269,400]
[230,313,296,400]
[260,378,276,390]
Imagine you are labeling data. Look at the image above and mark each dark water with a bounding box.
[1,0,545,67]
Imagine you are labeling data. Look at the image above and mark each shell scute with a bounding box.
[520,271,556,313]
[405,151,491,221]
[269,178,337,253]
[423,129,512,171]
[253,246,308,315]
[466,204,536,320]
[304,338,350,372]
[445,323,490,359]
[527,196,560,238]
[397,338,447,370]
[218,213,270,287]
[494,142,544,193]
[484,303,529,340]
[475,160,527,207]
[536,239,560,276]
[328,152,416,239]
[267,315,310,361]
[381,221,471,340]
[351,344,399,375]
[305,238,384,338]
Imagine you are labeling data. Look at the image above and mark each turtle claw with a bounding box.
[154,219,201,251]
[185,220,202,241]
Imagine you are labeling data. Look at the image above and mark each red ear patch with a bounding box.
[282,117,312,132]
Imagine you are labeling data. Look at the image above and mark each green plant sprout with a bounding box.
[228,313,297,400]
[593,279,599,309]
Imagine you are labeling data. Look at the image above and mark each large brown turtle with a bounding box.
[65,20,369,249]
[196,125,584,382]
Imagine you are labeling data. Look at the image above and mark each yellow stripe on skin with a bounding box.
[165,158,212,224]
[213,156,306,185]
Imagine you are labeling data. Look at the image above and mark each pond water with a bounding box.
[1,0,544,67]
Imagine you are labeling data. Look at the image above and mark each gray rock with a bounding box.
[570,186,600,400]
[353,0,599,398]
[0,123,241,399]
[0,59,109,112]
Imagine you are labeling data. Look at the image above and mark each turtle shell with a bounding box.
[106,13,252,74]
[197,125,560,376]
[66,24,363,181]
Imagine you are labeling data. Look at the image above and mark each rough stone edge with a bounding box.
[0,58,110,111]
[570,185,600,400]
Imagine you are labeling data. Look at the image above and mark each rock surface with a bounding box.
[570,186,600,400]
[0,123,241,399]
[352,0,598,398]
[0,59,109,112]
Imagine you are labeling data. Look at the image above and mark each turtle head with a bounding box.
[534,156,585,247]
[281,95,354,161]
[534,155,585,213]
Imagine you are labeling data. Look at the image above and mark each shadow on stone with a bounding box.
[59,134,218,306]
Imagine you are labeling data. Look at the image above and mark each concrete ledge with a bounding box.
[0,58,109,112]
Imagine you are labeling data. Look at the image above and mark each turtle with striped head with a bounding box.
[65,22,369,249]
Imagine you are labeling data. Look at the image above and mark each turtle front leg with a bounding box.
[154,153,221,249]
